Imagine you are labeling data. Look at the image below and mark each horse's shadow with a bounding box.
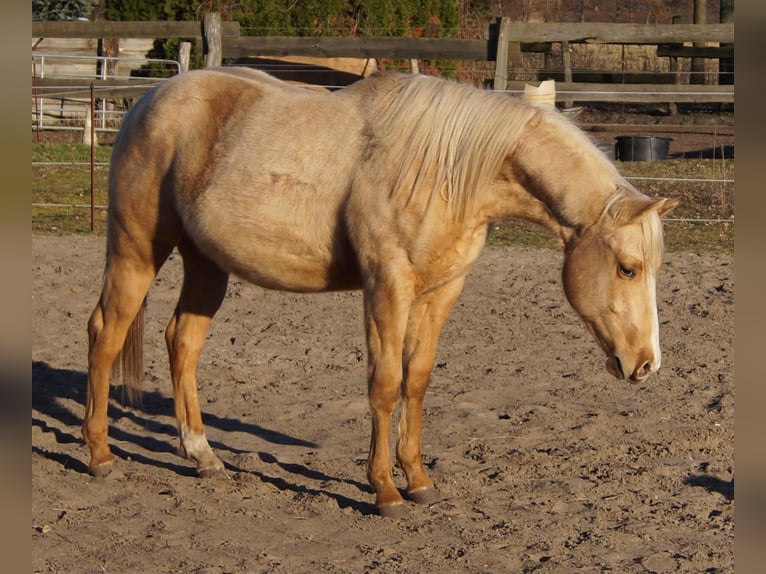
[32,360,375,515]
[683,474,734,501]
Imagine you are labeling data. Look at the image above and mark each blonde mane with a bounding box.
[369,75,541,219]
[365,74,665,269]
[641,210,665,271]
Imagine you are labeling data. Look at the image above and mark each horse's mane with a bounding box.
[365,74,664,269]
[643,210,665,271]
[368,74,541,219]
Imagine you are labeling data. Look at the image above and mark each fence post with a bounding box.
[203,12,222,68]
[667,16,682,115]
[82,105,97,147]
[178,41,192,72]
[561,40,573,108]
[493,17,511,91]
[719,0,734,86]
[89,83,96,233]
[690,0,707,85]
[33,63,41,143]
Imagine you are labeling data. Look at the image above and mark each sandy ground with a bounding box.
[32,235,733,573]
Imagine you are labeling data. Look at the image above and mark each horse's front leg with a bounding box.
[398,277,466,505]
[363,274,415,518]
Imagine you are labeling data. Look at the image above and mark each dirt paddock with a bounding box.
[32,235,733,573]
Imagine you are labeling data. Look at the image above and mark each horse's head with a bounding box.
[562,193,679,383]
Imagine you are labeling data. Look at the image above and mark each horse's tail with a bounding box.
[111,298,147,405]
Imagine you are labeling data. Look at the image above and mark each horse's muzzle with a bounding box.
[606,355,656,383]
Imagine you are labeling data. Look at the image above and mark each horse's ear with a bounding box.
[610,195,680,224]
[633,196,681,220]
[651,197,681,217]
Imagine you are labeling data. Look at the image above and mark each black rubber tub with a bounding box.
[614,135,671,161]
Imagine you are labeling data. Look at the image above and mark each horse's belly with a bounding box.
[185,199,362,292]
[229,245,363,292]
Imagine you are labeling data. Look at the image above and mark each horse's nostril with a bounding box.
[614,356,624,379]
[633,361,654,381]
[643,362,653,374]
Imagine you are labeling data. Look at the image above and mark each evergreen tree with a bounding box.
[101,1,459,37]
[33,0,96,20]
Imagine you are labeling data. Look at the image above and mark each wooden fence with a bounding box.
[32,16,735,104]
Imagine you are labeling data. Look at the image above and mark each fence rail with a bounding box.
[32,20,240,39]
[32,20,732,45]
[32,17,735,105]
[501,82,734,104]
[33,52,180,80]
[33,77,166,99]
[32,16,735,136]
[32,52,178,133]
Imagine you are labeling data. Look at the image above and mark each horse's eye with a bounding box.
[618,265,636,279]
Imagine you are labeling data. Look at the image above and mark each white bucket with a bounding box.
[522,80,556,109]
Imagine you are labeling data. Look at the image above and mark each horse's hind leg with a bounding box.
[165,239,229,478]
[85,240,173,476]
[398,277,465,505]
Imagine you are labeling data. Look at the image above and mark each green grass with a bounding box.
[32,143,113,164]
[621,159,733,253]
[32,144,112,234]
[33,144,734,252]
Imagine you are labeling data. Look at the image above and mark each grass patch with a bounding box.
[620,159,733,253]
[32,143,113,164]
[32,144,111,234]
[33,144,733,252]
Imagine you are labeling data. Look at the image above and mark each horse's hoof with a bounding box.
[197,466,229,479]
[406,486,441,505]
[377,502,409,519]
[88,461,114,478]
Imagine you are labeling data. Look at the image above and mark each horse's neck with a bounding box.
[508,117,619,237]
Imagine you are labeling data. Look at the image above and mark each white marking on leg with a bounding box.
[180,425,213,460]
[178,424,226,476]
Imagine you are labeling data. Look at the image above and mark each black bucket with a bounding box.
[614,136,671,161]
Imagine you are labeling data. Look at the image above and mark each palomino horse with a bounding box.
[84,68,678,517]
